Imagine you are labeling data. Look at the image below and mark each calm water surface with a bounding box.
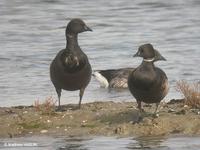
[1,136,200,150]
[0,0,200,106]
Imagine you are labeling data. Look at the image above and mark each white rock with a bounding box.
[23,111,28,114]
[40,130,48,133]
[47,120,51,123]
[129,121,134,124]
[82,120,87,123]
[168,108,175,112]
[62,114,66,118]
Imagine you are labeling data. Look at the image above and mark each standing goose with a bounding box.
[50,18,92,110]
[128,43,169,115]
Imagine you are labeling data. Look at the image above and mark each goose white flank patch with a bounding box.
[93,68,134,88]
[93,72,109,88]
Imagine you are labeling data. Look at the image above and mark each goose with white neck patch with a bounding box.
[128,43,169,116]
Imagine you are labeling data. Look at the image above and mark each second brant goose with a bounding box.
[93,68,134,88]
[128,43,169,115]
[50,18,92,110]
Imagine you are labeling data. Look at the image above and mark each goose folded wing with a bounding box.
[61,52,87,72]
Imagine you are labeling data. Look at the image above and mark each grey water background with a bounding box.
[0,0,200,106]
[1,135,200,150]
[0,0,200,149]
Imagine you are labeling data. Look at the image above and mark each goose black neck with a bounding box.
[66,33,79,50]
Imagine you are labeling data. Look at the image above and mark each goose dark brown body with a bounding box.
[128,44,169,114]
[50,19,92,110]
[50,50,91,91]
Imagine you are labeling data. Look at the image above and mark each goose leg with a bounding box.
[137,100,144,112]
[79,88,85,109]
[135,100,144,122]
[153,102,160,117]
[56,88,61,110]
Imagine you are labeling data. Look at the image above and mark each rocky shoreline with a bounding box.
[0,99,200,138]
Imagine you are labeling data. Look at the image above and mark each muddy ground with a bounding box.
[1,99,200,138]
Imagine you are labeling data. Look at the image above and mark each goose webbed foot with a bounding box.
[153,103,160,118]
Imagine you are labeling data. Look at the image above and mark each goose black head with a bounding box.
[65,18,92,35]
[133,43,166,62]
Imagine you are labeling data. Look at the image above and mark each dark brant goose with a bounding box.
[93,68,134,88]
[128,43,169,115]
[50,18,92,110]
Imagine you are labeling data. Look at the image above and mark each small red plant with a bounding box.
[176,80,200,108]
[34,96,57,115]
